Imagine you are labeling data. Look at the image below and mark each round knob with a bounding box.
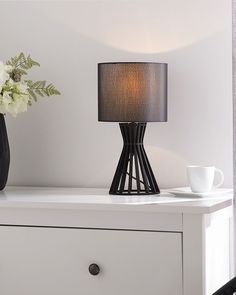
[89,263,100,276]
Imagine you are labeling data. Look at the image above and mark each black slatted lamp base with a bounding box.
[109,122,160,195]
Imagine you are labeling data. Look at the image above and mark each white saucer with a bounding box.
[167,187,233,198]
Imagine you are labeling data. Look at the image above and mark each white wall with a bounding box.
[0,0,233,188]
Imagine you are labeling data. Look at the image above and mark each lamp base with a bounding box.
[109,123,160,195]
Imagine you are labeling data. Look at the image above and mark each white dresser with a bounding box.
[0,187,233,295]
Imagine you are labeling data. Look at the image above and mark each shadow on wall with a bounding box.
[145,146,189,189]
[0,1,231,188]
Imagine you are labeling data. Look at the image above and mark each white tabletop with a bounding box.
[0,186,232,214]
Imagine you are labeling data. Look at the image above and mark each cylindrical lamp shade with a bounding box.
[98,62,167,122]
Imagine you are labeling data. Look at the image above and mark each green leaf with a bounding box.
[26,79,60,102]
[35,89,44,97]
[5,53,60,105]
[6,53,40,71]
[32,81,46,89]
[29,80,60,97]
[28,56,40,67]
[17,69,27,75]
[27,89,37,102]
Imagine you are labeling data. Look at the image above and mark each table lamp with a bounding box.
[98,62,167,195]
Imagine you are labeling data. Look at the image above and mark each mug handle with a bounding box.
[214,168,224,188]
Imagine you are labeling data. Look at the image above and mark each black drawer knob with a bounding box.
[89,263,100,276]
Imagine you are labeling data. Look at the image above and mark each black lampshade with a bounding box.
[98,62,167,122]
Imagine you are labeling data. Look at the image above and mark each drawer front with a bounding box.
[0,226,183,295]
[0,208,183,232]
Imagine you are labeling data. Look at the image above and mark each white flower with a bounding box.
[2,91,12,104]
[11,81,29,116]
[0,91,12,115]
[7,88,29,117]
[2,91,12,108]
[0,94,7,114]
[6,97,27,117]
[7,78,15,86]
[0,81,30,117]
[4,65,13,74]
[0,61,10,88]
[16,81,28,93]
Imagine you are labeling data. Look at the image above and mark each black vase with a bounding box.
[0,114,10,190]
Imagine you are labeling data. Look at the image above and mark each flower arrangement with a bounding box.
[0,53,60,117]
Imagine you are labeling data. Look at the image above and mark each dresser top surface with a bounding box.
[0,186,232,214]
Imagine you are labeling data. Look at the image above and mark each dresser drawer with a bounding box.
[0,226,183,295]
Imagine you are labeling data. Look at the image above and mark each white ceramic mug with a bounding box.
[187,166,224,193]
